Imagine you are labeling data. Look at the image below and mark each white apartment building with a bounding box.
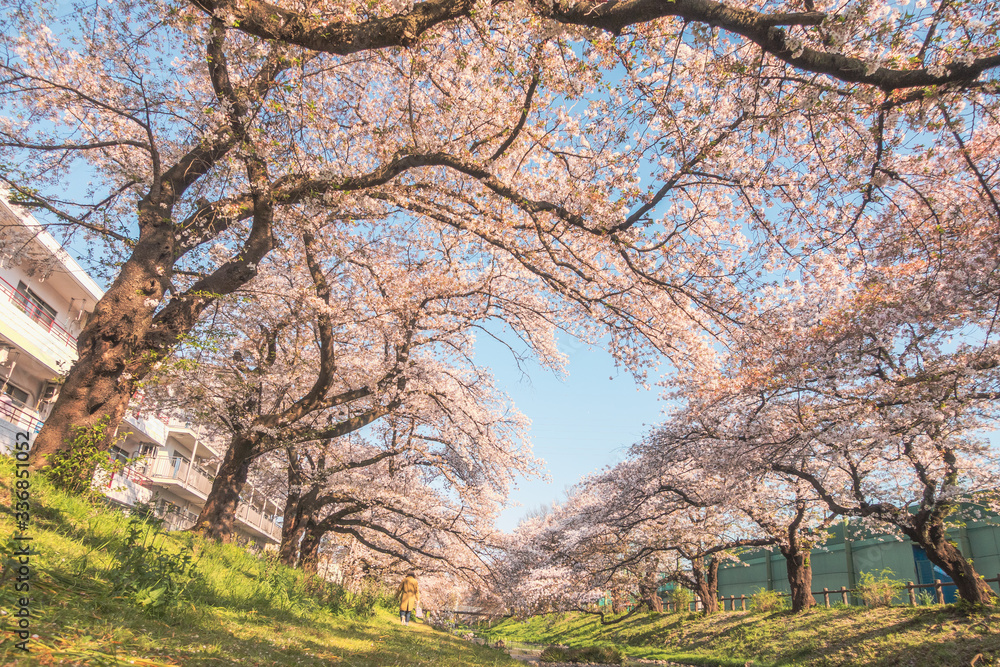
[0,194,282,544]
[104,409,284,543]
[0,195,102,449]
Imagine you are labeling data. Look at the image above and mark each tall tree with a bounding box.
[584,459,777,615]
[730,332,1000,605]
[152,219,547,541]
[629,419,835,612]
[675,249,1000,605]
[280,396,533,580]
[6,0,998,468]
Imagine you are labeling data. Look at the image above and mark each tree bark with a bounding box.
[191,434,256,542]
[29,228,176,469]
[691,556,720,615]
[279,454,310,566]
[640,570,663,612]
[279,492,307,567]
[782,546,816,612]
[610,590,627,615]
[779,541,816,613]
[645,586,664,613]
[906,522,997,605]
[299,521,324,574]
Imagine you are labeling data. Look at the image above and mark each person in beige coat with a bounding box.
[396,570,420,625]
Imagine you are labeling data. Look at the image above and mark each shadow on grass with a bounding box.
[492,606,1000,667]
[5,569,521,667]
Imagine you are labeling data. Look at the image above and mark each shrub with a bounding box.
[916,589,936,606]
[47,417,125,499]
[670,586,693,613]
[105,517,198,614]
[310,576,392,618]
[856,569,905,608]
[750,587,788,612]
[343,578,391,618]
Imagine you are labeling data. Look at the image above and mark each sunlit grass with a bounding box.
[485,603,1000,666]
[0,459,519,666]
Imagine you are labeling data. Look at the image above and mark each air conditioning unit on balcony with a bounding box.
[41,381,61,403]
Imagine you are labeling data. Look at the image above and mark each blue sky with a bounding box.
[476,331,666,533]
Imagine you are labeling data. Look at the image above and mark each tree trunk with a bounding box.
[645,587,663,612]
[782,546,816,612]
[279,455,309,566]
[29,228,177,469]
[908,523,996,605]
[691,556,720,615]
[611,590,626,615]
[299,521,324,574]
[191,434,256,542]
[641,571,663,612]
[30,190,270,471]
[279,492,307,567]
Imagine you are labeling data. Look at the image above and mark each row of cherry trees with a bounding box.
[6,0,999,467]
[138,218,559,596]
[498,152,1000,611]
[2,0,999,599]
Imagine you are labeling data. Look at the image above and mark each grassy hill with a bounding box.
[0,459,518,666]
[5,458,1000,666]
[483,603,1000,666]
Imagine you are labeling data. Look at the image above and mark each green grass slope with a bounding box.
[0,460,518,666]
[484,603,1000,666]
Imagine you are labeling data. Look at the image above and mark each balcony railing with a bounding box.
[0,274,78,348]
[122,457,281,541]
[0,398,43,434]
[236,500,282,540]
[141,456,215,497]
[154,502,199,532]
[102,466,155,506]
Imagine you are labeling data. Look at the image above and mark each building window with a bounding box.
[136,442,156,458]
[109,445,131,465]
[2,382,30,407]
[13,281,57,330]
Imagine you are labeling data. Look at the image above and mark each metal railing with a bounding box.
[0,398,43,433]
[155,502,199,532]
[148,500,280,540]
[141,456,215,497]
[652,576,996,612]
[135,457,281,540]
[236,500,282,539]
[0,274,78,348]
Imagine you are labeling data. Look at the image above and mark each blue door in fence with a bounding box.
[912,545,957,603]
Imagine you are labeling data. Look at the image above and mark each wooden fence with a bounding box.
[664,574,1000,612]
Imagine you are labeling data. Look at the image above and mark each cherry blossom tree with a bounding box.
[624,414,837,612]
[0,0,717,468]
[587,460,778,615]
[5,0,998,474]
[727,331,1000,605]
[278,401,532,580]
[671,228,1000,605]
[171,230,419,540]
[151,220,548,542]
[497,506,607,617]
[196,0,1000,96]
[498,460,771,617]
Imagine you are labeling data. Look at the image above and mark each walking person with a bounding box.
[397,570,420,625]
